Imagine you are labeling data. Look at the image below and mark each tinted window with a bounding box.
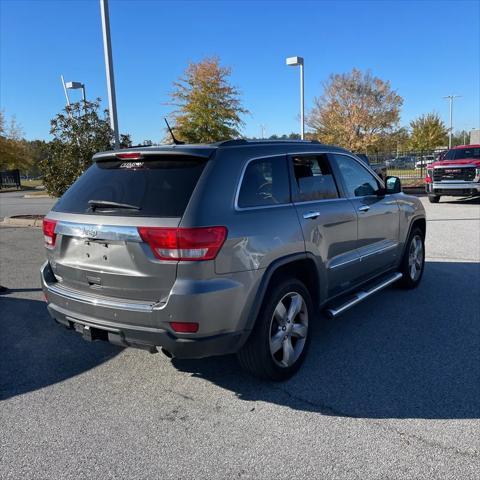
[53,157,206,217]
[332,154,380,197]
[291,155,339,201]
[453,147,480,160]
[238,157,290,207]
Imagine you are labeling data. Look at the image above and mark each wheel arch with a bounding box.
[240,253,322,343]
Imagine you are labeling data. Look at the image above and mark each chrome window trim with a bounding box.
[233,150,385,211]
[55,221,142,242]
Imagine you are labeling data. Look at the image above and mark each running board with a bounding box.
[325,272,403,318]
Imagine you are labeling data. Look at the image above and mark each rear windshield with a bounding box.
[52,157,207,217]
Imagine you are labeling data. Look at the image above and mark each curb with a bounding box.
[23,194,52,199]
[0,216,44,227]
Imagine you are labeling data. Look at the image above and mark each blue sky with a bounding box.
[1,0,479,143]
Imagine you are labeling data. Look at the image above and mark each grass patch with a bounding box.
[21,179,44,188]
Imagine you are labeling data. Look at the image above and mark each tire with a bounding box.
[397,227,425,289]
[237,277,313,381]
[428,195,440,203]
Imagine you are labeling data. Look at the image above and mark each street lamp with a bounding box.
[65,81,86,104]
[443,95,461,148]
[286,56,304,140]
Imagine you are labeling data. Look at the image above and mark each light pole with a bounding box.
[100,0,120,149]
[65,81,86,103]
[286,56,304,140]
[443,95,461,148]
[65,81,87,114]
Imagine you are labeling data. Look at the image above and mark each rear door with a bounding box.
[329,153,400,279]
[47,153,209,302]
[289,153,359,297]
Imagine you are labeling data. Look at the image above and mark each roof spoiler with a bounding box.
[93,148,214,162]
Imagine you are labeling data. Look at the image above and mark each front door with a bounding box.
[330,153,400,281]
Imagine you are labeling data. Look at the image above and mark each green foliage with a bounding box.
[40,99,113,197]
[307,68,403,153]
[451,130,471,147]
[0,111,31,171]
[169,57,249,143]
[409,113,447,151]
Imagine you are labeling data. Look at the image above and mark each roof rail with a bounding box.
[213,139,321,147]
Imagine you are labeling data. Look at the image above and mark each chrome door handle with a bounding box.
[358,206,370,212]
[303,211,321,219]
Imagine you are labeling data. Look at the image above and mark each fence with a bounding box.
[0,169,21,190]
[366,150,447,184]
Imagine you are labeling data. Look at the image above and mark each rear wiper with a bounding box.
[88,200,140,211]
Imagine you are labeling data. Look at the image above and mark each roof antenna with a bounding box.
[164,118,184,145]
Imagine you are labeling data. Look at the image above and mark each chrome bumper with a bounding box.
[427,181,480,195]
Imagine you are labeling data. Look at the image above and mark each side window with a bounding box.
[291,154,339,201]
[332,154,380,197]
[237,157,290,208]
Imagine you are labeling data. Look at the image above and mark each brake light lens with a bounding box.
[170,322,199,333]
[116,152,142,160]
[138,226,227,261]
[42,218,57,248]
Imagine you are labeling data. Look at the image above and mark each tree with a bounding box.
[0,111,31,171]
[40,99,114,197]
[168,57,249,143]
[451,130,471,147]
[307,68,403,152]
[409,113,447,151]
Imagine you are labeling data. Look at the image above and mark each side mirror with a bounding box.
[386,176,402,194]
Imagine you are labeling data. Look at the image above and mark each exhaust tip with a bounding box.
[160,347,173,359]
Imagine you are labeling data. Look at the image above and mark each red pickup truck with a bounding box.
[425,145,480,203]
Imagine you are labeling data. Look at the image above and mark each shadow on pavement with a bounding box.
[173,261,480,419]
[0,295,121,400]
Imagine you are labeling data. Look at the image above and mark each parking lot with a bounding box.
[1,196,479,479]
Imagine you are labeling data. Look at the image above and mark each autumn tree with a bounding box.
[409,113,447,151]
[307,68,403,152]
[168,57,249,143]
[40,99,116,197]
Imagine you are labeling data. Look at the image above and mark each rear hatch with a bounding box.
[46,150,211,302]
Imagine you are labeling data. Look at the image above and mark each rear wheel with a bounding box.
[398,227,425,289]
[237,278,312,381]
[428,195,440,203]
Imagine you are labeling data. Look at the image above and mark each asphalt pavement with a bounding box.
[0,190,56,219]
[1,196,479,479]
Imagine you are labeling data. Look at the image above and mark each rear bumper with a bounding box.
[426,181,480,196]
[40,261,253,358]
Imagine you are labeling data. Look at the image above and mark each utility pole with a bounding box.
[443,95,461,148]
[100,0,120,149]
[260,124,266,139]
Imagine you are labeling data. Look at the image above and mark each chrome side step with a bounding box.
[326,272,403,318]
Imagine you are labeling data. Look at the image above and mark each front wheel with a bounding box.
[398,227,425,289]
[237,278,312,381]
[428,195,440,203]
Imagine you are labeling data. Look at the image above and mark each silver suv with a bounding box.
[41,140,426,380]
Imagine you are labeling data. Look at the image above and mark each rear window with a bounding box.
[53,157,207,217]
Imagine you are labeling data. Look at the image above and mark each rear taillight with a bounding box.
[138,226,227,261]
[42,218,57,248]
